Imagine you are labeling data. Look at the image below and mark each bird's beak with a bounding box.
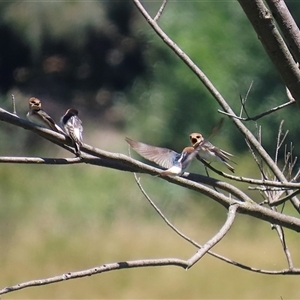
[193,140,201,147]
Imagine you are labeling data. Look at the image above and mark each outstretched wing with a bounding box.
[125,137,179,169]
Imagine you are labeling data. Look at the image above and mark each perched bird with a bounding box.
[61,108,83,156]
[125,137,201,176]
[189,132,235,173]
[26,97,63,133]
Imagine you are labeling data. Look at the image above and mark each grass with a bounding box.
[0,155,299,299]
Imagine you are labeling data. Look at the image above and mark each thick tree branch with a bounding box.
[265,0,300,63]
[1,106,300,231]
[2,152,300,190]
[237,0,300,104]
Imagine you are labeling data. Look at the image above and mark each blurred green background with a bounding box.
[1,1,300,298]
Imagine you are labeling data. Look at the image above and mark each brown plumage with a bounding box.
[189,132,235,173]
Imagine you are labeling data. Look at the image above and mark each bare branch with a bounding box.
[275,120,285,165]
[134,173,201,248]
[189,156,300,189]
[1,250,300,296]
[218,99,295,121]
[286,86,295,102]
[0,258,188,295]
[245,137,267,179]
[239,81,253,118]
[269,189,300,207]
[0,156,82,164]
[1,104,300,230]
[133,0,300,211]
[265,0,300,63]
[278,122,289,151]
[237,0,300,104]
[11,94,16,115]
[154,0,168,22]
[134,175,300,274]
[292,168,300,182]
[272,223,294,269]
[249,186,289,192]
[187,204,238,268]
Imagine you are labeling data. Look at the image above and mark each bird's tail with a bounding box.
[224,161,235,173]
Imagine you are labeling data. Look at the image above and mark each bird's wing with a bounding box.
[212,147,234,161]
[36,110,60,132]
[66,116,83,144]
[201,140,234,162]
[125,137,179,169]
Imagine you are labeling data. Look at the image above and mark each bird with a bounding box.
[189,132,235,173]
[26,97,64,133]
[61,108,83,156]
[125,137,202,176]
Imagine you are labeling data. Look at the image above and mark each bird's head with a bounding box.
[65,108,79,116]
[29,97,42,110]
[189,132,204,147]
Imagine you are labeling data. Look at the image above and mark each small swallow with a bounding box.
[189,132,235,173]
[61,108,83,156]
[125,137,201,176]
[26,97,63,133]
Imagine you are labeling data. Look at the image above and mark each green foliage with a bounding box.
[126,2,300,159]
[1,2,106,52]
[1,1,300,157]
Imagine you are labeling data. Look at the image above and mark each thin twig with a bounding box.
[218,99,295,121]
[11,94,16,115]
[289,155,298,178]
[187,203,239,268]
[292,168,300,182]
[286,86,295,102]
[275,121,285,165]
[154,0,168,21]
[248,186,289,192]
[133,173,201,248]
[269,189,300,207]
[245,138,266,179]
[272,223,294,269]
[282,144,291,176]
[189,155,300,189]
[239,81,253,118]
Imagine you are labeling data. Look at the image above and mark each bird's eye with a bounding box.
[196,135,201,138]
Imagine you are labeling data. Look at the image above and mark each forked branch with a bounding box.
[132,0,300,213]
